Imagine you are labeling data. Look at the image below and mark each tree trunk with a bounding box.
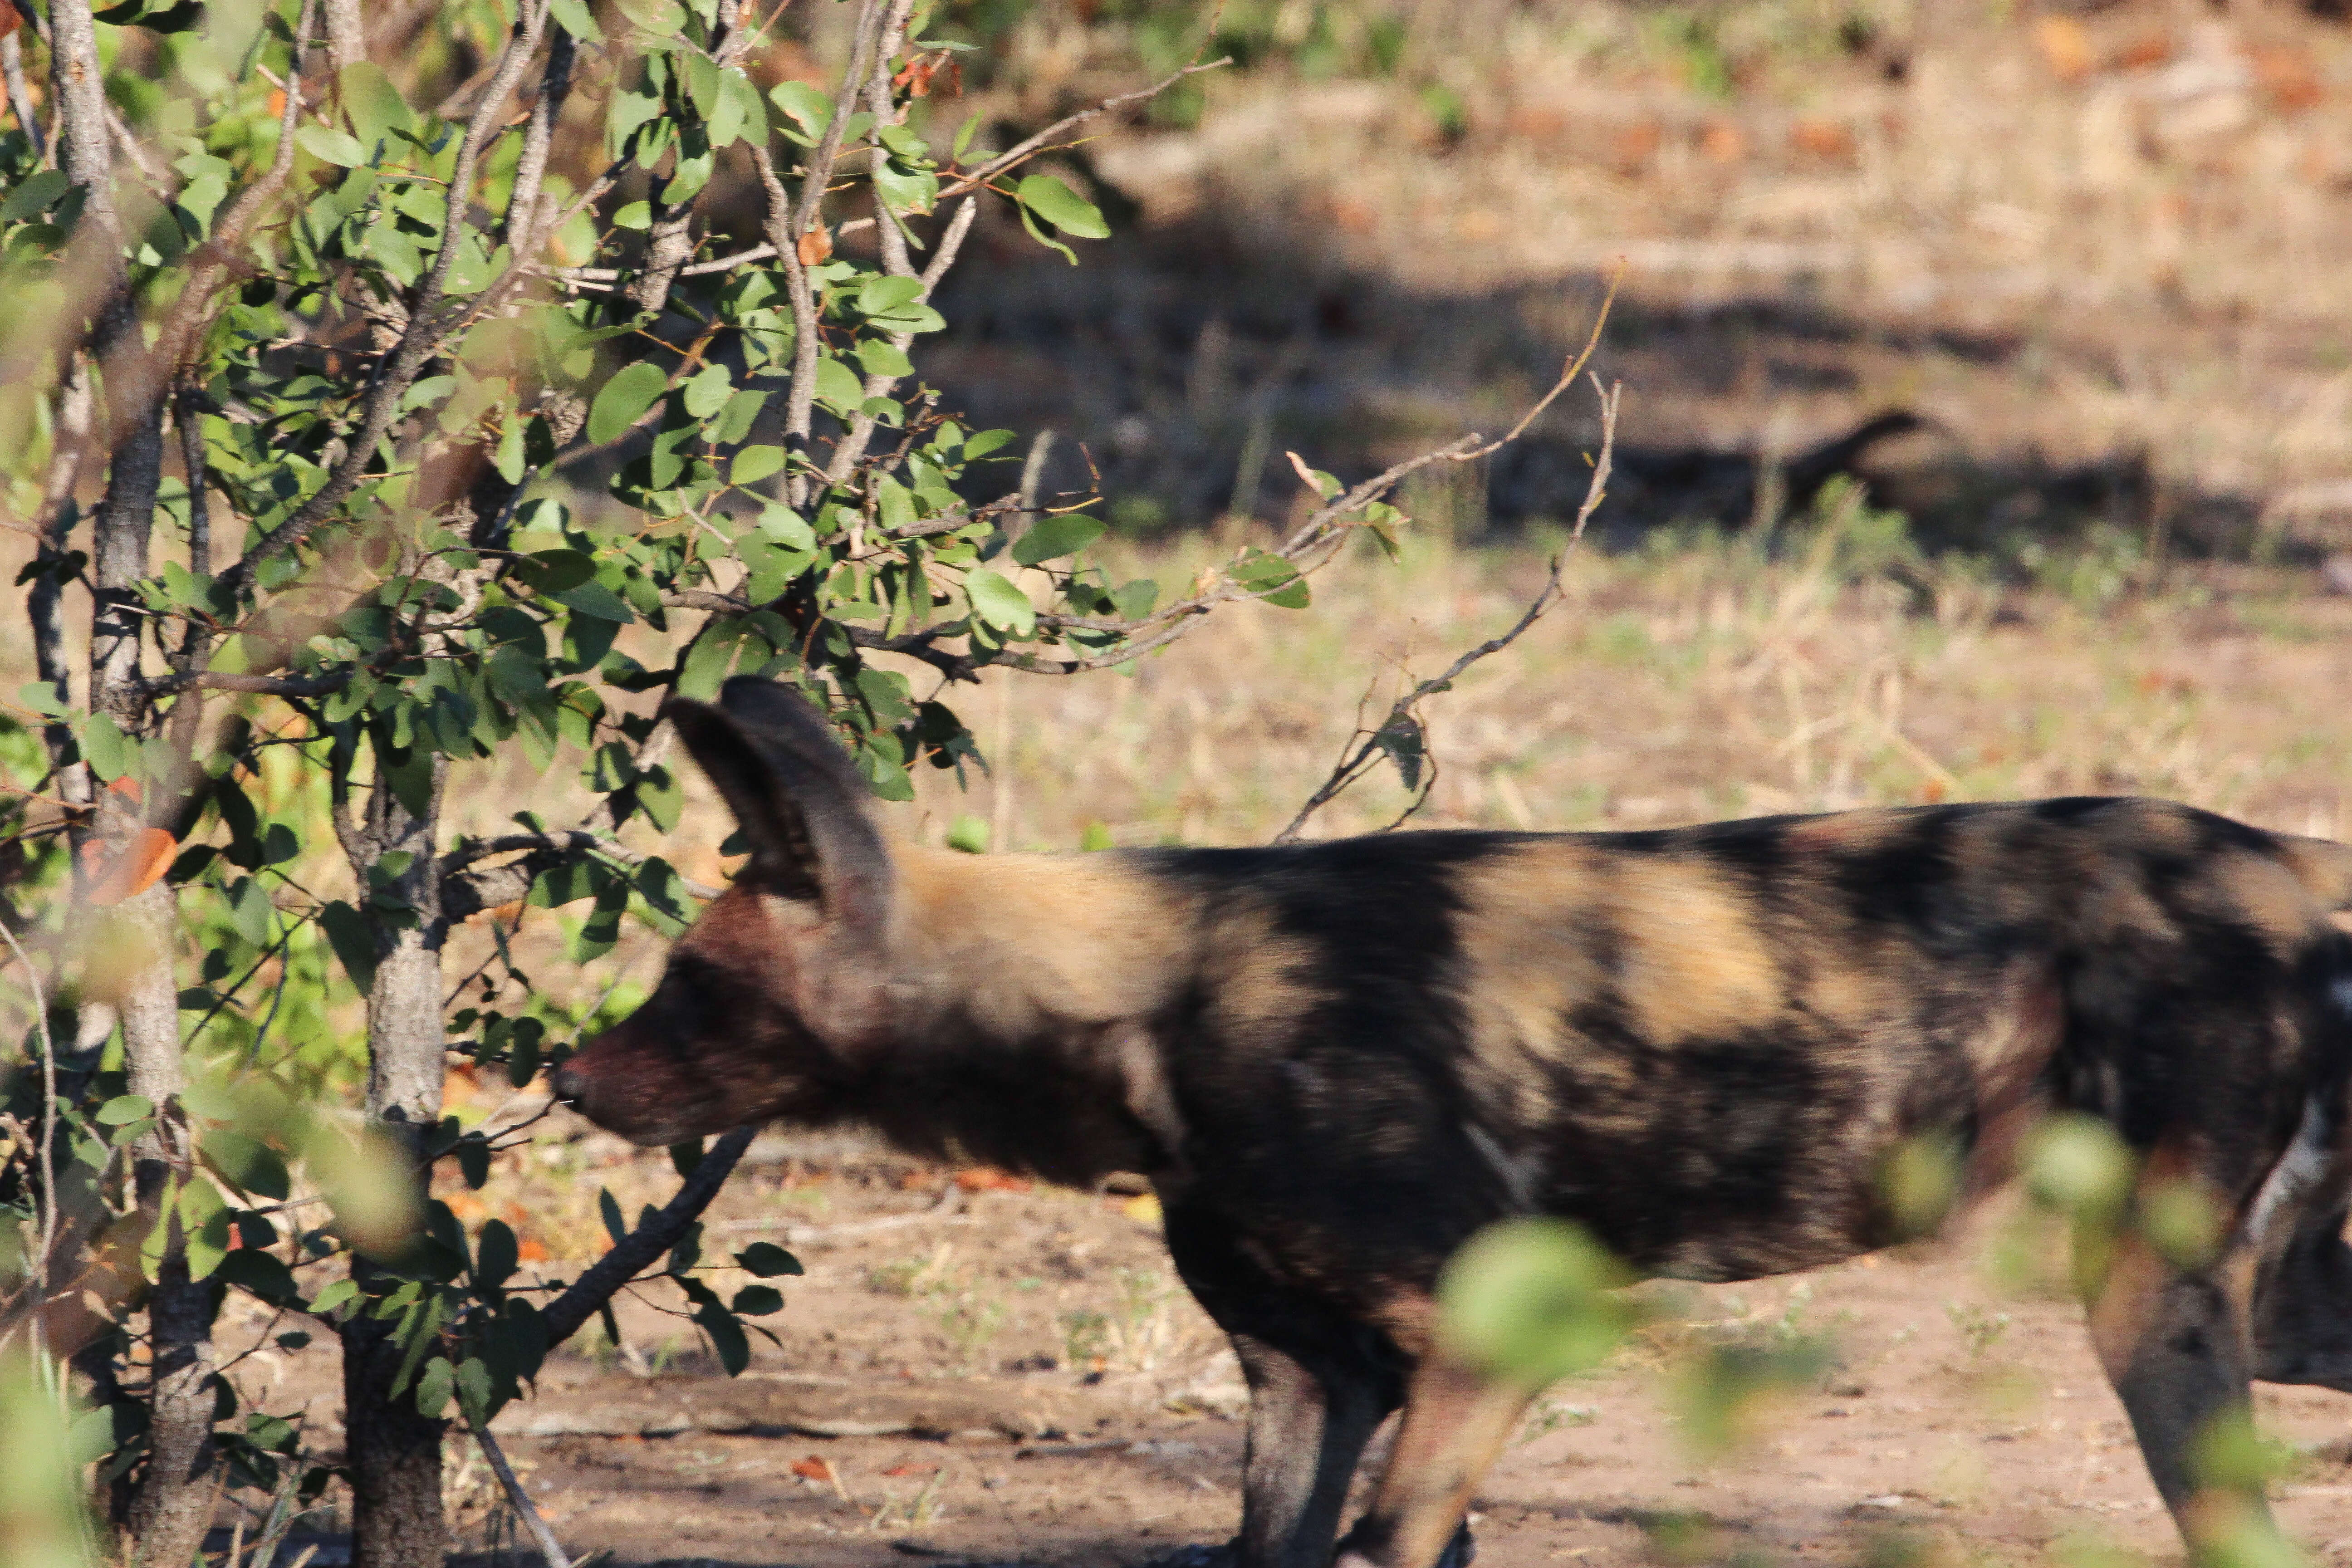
[339,746,451,1568]
[112,876,219,1568]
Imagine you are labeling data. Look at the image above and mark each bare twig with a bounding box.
[1274,376,1622,843]
[465,1413,570,1568]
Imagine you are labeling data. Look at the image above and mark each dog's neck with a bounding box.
[843,843,1196,1184]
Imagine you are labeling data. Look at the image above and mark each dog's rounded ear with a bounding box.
[666,680,891,941]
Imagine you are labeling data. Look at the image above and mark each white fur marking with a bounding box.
[2248,1097,2333,1251]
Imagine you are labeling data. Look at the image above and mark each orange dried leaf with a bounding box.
[86,827,176,907]
[2033,16,2095,83]
[796,225,833,266]
[954,1167,1031,1193]
[789,1455,836,1483]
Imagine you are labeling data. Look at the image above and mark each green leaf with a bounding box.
[734,1242,804,1278]
[475,1219,519,1291]
[83,712,128,782]
[946,814,988,853]
[1438,1218,1632,1383]
[296,125,370,167]
[812,356,863,410]
[612,200,652,230]
[548,0,598,37]
[1011,513,1106,567]
[338,62,413,152]
[696,1304,750,1375]
[97,1095,154,1125]
[856,274,925,317]
[494,417,526,485]
[588,361,669,445]
[215,1248,303,1310]
[414,1356,454,1418]
[1231,549,1310,609]
[550,580,636,624]
[730,1284,785,1316]
[202,1130,292,1200]
[708,67,767,148]
[730,446,785,487]
[600,1188,627,1247]
[1015,174,1110,239]
[0,170,69,221]
[456,1356,493,1426]
[682,363,733,418]
[756,504,813,550]
[520,548,596,593]
[855,339,913,378]
[965,569,1035,636]
[320,900,378,991]
[769,80,833,142]
[15,680,69,717]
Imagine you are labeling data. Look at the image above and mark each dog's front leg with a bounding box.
[2085,1230,2272,1553]
[1230,1330,1394,1568]
[1332,1353,1533,1568]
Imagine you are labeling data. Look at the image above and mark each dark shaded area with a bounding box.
[916,215,2280,566]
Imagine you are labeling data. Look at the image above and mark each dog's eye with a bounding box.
[658,956,722,1032]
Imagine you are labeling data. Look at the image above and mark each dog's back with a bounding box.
[1134,798,2352,1299]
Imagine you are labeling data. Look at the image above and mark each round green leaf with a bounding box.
[856,274,926,317]
[735,1242,804,1278]
[295,125,369,167]
[730,1284,785,1316]
[1015,175,1110,239]
[96,1095,154,1126]
[588,362,668,445]
[731,446,786,487]
[965,569,1036,636]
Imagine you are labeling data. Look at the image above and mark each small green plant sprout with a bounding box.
[1944,1301,2011,1359]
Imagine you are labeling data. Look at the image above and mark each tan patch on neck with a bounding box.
[887,845,1192,1032]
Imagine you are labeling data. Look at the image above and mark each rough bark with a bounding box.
[338,743,451,1568]
[30,355,95,809]
[321,0,365,79]
[113,878,218,1568]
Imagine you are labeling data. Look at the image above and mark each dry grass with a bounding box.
[885,523,2352,857]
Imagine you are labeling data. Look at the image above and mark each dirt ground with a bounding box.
[216,1116,2352,1568]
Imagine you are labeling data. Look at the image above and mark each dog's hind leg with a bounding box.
[1332,1354,1534,1568]
[2248,1092,2352,1392]
[2083,1230,2273,1548]
[2252,1203,2352,1391]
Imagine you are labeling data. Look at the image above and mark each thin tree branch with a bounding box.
[1274,376,1622,844]
[465,1413,570,1568]
[536,1125,758,1350]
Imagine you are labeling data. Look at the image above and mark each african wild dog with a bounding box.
[554,676,2352,1568]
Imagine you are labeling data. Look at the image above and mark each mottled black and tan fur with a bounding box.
[556,678,2352,1568]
